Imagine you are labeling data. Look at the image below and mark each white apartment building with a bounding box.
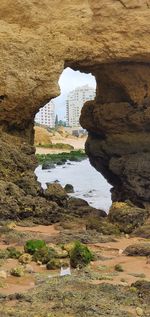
[66,85,95,127]
[35,101,55,127]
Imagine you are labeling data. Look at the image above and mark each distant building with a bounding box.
[35,101,55,127]
[66,85,95,127]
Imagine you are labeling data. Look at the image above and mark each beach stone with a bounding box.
[25,264,34,274]
[136,307,143,316]
[56,161,64,166]
[44,183,68,207]
[46,258,61,270]
[63,242,76,254]
[64,184,74,193]
[42,162,55,170]
[124,243,150,256]
[47,244,68,259]
[68,197,89,208]
[67,197,107,218]
[19,253,32,264]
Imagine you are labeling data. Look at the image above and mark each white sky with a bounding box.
[52,67,96,120]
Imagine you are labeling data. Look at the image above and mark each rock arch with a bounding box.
[1,0,150,220]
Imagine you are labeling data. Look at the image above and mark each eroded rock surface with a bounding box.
[81,63,150,208]
[1,1,150,220]
[108,202,149,233]
[124,243,150,256]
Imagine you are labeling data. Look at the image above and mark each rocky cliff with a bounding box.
[1,0,150,220]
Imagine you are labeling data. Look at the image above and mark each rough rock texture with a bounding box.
[1,1,150,219]
[133,217,150,238]
[67,197,107,218]
[81,63,150,208]
[108,202,149,233]
[124,243,150,256]
[44,183,68,207]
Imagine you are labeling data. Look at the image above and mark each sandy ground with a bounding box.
[36,137,86,154]
[14,224,60,236]
[0,224,149,296]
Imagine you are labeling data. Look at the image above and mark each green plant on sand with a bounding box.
[46,258,61,270]
[24,239,46,254]
[36,143,74,150]
[70,241,93,268]
[0,247,21,259]
[10,267,24,277]
[36,150,87,164]
[6,247,22,259]
[33,246,57,264]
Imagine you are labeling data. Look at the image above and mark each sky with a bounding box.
[52,67,96,121]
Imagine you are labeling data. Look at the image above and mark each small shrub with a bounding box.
[0,248,21,260]
[70,241,93,268]
[33,246,57,264]
[24,239,46,254]
[114,264,124,272]
[7,247,21,259]
[46,258,61,270]
[0,249,9,259]
[130,286,137,293]
[10,267,24,277]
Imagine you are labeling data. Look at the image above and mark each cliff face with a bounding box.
[80,63,150,207]
[1,0,150,217]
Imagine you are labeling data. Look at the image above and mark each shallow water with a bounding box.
[35,159,112,212]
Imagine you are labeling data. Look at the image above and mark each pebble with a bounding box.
[136,307,143,316]
[118,249,123,255]
[25,264,34,274]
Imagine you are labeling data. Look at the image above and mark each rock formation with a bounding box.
[1,1,150,220]
[80,63,150,208]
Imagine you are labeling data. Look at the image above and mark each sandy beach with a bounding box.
[36,137,87,154]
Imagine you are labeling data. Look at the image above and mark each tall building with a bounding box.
[35,101,55,127]
[66,85,95,127]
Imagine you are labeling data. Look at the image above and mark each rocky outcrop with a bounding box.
[1,1,150,220]
[108,202,149,233]
[80,63,150,208]
[124,243,150,256]
[133,217,150,238]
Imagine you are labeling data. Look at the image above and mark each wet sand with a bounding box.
[0,224,149,296]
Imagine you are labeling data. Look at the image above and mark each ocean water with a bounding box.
[35,159,112,212]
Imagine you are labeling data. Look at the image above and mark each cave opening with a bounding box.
[34,67,112,212]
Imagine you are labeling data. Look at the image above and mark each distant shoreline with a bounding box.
[36,136,86,155]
